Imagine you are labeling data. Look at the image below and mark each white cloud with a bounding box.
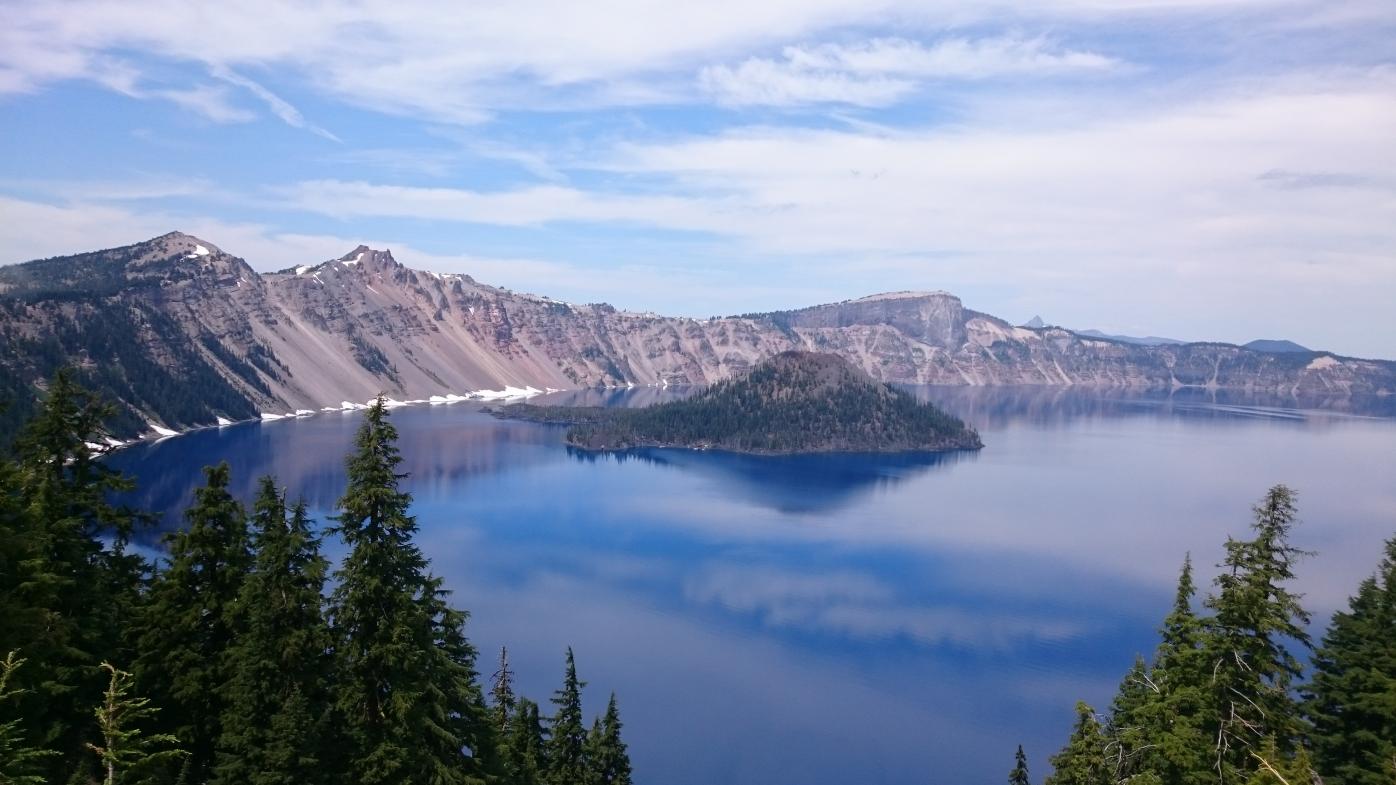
[700,36,1119,107]
[0,0,1369,121]
[209,66,340,141]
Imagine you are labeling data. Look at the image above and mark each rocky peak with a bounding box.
[779,290,967,348]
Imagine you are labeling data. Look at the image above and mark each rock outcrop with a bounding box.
[1,232,1391,441]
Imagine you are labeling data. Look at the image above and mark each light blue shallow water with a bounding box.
[105,387,1396,785]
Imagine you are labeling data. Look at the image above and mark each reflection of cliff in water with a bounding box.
[109,407,567,538]
[566,445,973,514]
[901,385,1396,431]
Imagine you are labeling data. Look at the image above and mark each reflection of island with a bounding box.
[499,352,983,455]
[566,445,973,514]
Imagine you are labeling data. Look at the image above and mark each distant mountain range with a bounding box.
[2,232,1392,443]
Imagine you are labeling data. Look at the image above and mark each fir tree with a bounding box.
[1303,535,1396,785]
[1009,745,1031,785]
[87,662,184,785]
[213,482,332,785]
[584,693,631,785]
[504,698,548,785]
[8,371,149,779]
[327,397,490,785]
[1044,702,1109,785]
[134,462,250,785]
[1203,486,1312,780]
[0,652,55,785]
[546,648,588,785]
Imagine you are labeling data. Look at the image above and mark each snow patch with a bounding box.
[260,412,287,421]
[105,437,125,447]
[148,422,180,437]
[216,416,234,427]
[1306,355,1340,371]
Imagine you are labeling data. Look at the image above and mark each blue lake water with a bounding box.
[105,387,1396,785]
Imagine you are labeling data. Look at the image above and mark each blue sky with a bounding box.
[1,0,1394,356]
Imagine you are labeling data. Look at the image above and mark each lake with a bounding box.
[105,386,1396,785]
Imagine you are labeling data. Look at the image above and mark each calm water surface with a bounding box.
[106,387,1396,785]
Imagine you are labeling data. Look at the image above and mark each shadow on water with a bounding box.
[565,445,976,514]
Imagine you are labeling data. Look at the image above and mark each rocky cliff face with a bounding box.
[1,232,1392,441]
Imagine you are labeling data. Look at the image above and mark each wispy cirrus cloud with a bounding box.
[700,36,1120,107]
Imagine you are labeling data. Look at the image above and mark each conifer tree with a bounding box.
[1044,702,1109,785]
[1303,535,1396,785]
[213,482,332,785]
[327,397,490,785]
[546,648,589,785]
[1202,486,1311,780]
[8,371,149,778]
[1009,745,1031,785]
[134,462,250,785]
[87,662,184,785]
[504,698,548,785]
[0,652,55,785]
[584,693,631,785]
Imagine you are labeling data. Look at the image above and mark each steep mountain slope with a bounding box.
[1,232,1392,443]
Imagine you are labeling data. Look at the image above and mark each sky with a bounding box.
[1,0,1394,357]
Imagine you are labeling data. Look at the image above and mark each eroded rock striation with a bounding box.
[1,232,1391,441]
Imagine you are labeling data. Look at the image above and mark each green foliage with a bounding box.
[0,652,56,785]
[585,693,631,785]
[6,371,150,781]
[1303,535,1396,785]
[86,663,184,785]
[547,648,588,785]
[503,698,548,785]
[1202,485,1312,778]
[327,396,490,785]
[1009,744,1031,785]
[1044,702,1109,785]
[213,481,332,785]
[501,351,982,454]
[134,463,250,785]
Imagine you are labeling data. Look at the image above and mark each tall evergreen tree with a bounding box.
[213,482,332,785]
[327,397,490,785]
[503,698,548,785]
[546,648,588,785]
[1115,557,1212,785]
[134,462,250,785]
[1202,485,1311,781]
[87,663,184,785]
[1303,535,1396,785]
[1044,702,1109,785]
[584,693,631,785]
[1009,745,1031,785]
[8,371,149,781]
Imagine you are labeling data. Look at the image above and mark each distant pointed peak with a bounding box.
[1023,315,1046,329]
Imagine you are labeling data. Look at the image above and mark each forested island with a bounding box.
[493,351,983,454]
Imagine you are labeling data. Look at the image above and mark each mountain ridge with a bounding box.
[2,232,1392,443]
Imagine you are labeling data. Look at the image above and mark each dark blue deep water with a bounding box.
[105,387,1396,785]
